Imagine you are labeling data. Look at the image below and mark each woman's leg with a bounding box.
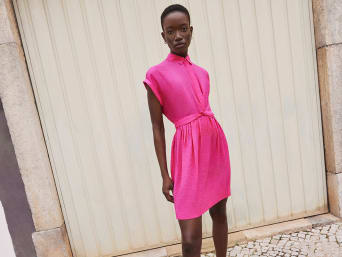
[209,197,228,257]
[178,215,202,257]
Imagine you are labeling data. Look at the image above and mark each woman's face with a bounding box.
[161,11,193,56]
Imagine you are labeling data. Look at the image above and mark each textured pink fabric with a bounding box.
[143,52,231,220]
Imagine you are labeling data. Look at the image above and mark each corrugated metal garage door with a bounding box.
[13,0,327,256]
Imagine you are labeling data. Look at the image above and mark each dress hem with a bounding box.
[176,191,231,220]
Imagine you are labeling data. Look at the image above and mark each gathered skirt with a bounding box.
[170,115,231,220]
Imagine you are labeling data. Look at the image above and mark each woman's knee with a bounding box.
[182,235,202,255]
[178,215,202,255]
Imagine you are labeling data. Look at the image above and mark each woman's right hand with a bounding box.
[162,177,174,203]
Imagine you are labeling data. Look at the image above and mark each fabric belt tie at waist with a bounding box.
[174,110,215,128]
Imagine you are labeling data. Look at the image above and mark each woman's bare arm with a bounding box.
[146,86,174,203]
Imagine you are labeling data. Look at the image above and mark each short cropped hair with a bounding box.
[160,4,191,30]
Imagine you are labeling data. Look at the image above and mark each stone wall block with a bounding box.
[313,0,342,48]
[317,46,335,173]
[0,0,14,45]
[32,223,73,257]
[317,45,342,173]
[0,43,64,230]
[327,172,342,217]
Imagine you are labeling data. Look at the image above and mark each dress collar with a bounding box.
[166,52,192,65]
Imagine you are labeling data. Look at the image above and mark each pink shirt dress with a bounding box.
[143,52,231,220]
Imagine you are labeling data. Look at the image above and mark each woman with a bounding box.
[142,4,231,257]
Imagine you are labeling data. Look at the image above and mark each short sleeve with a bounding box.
[143,68,163,106]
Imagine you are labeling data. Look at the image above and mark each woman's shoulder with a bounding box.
[144,62,169,86]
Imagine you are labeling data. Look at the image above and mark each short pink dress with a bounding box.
[143,52,231,220]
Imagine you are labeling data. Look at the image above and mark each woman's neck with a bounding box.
[170,50,188,58]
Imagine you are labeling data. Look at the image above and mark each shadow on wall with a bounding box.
[0,99,36,257]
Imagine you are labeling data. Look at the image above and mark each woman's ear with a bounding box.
[161,31,165,42]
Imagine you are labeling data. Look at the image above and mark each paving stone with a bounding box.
[298,233,306,238]
[262,237,271,243]
[199,220,342,257]
[246,243,254,249]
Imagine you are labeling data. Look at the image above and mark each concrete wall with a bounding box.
[312,0,342,217]
[0,0,72,256]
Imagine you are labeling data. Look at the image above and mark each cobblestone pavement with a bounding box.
[199,221,342,257]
